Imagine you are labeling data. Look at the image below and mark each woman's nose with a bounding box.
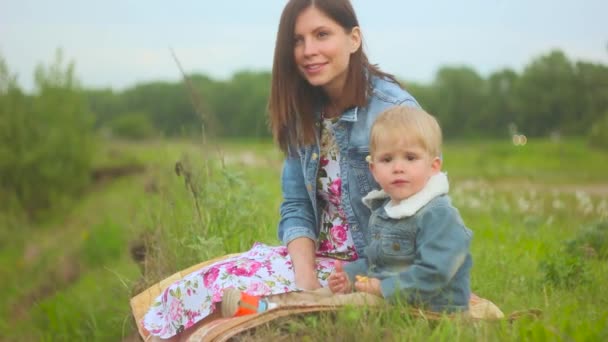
[302,38,318,57]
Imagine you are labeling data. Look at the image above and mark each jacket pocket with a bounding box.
[379,230,416,263]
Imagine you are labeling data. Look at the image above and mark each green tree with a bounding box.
[0,50,95,217]
[84,88,124,129]
[106,111,157,140]
[183,73,219,138]
[122,81,200,136]
[514,50,581,136]
[405,81,438,116]
[575,61,608,133]
[480,69,519,136]
[432,66,486,138]
[208,71,271,138]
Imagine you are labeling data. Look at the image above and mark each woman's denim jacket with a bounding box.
[277,76,419,255]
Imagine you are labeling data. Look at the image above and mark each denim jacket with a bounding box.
[277,76,419,255]
[343,173,473,313]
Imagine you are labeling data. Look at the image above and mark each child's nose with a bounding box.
[392,160,406,172]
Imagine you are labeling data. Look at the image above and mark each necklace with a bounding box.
[322,102,341,120]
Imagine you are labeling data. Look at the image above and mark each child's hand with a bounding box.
[328,260,352,294]
[354,276,382,297]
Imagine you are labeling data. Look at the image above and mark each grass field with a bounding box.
[1,137,607,341]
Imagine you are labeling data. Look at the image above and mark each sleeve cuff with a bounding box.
[281,226,317,247]
[380,277,399,302]
[343,259,369,283]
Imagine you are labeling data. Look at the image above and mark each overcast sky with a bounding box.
[1,0,607,91]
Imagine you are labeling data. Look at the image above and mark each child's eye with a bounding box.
[381,156,392,163]
[406,154,418,161]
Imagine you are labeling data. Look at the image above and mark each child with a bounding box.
[328,105,473,313]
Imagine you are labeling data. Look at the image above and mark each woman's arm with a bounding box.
[288,237,320,290]
[278,156,317,243]
[278,156,320,289]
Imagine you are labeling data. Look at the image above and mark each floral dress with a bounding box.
[142,118,357,338]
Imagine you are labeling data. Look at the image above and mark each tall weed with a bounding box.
[135,150,278,287]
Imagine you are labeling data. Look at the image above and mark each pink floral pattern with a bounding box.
[143,243,338,338]
[142,118,357,338]
[316,118,358,260]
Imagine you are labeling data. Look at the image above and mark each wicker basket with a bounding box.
[130,253,240,340]
[131,255,506,341]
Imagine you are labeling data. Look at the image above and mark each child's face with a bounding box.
[369,137,441,204]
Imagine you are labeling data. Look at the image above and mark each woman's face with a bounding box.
[293,6,360,98]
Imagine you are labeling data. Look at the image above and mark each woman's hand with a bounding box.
[328,261,351,294]
[354,277,382,297]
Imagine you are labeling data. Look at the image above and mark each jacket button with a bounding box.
[392,242,400,251]
[306,184,312,192]
[311,153,318,161]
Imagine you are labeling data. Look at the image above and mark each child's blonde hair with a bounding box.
[369,106,442,158]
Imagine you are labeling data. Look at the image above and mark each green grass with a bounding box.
[443,137,608,183]
[1,137,607,341]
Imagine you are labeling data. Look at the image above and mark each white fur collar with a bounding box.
[362,172,449,219]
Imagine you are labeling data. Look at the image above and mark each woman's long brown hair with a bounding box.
[268,0,400,154]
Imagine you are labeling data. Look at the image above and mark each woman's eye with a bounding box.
[317,31,329,38]
[294,36,303,45]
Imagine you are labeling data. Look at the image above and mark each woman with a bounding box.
[142,0,419,339]
[270,0,419,291]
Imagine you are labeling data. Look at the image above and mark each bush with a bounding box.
[565,220,608,259]
[588,112,608,150]
[105,111,156,140]
[539,253,590,289]
[538,221,607,289]
[0,51,95,218]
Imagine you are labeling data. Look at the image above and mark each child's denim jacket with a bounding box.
[277,76,419,255]
[344,173,473,313]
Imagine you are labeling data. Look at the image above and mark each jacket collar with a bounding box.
[339,107,358,122]
[362,172,449,219]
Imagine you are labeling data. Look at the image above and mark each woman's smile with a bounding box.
[303,62,327,74]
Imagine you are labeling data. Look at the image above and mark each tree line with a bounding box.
[86,49,608,140]
[1,48,607,218]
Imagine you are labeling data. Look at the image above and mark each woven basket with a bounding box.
[186,289,506,342]
[131,255,506,341]
[130,253,240,340]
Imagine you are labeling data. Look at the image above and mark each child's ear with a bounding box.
[431,157,442,174]
[368,160,378,180]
